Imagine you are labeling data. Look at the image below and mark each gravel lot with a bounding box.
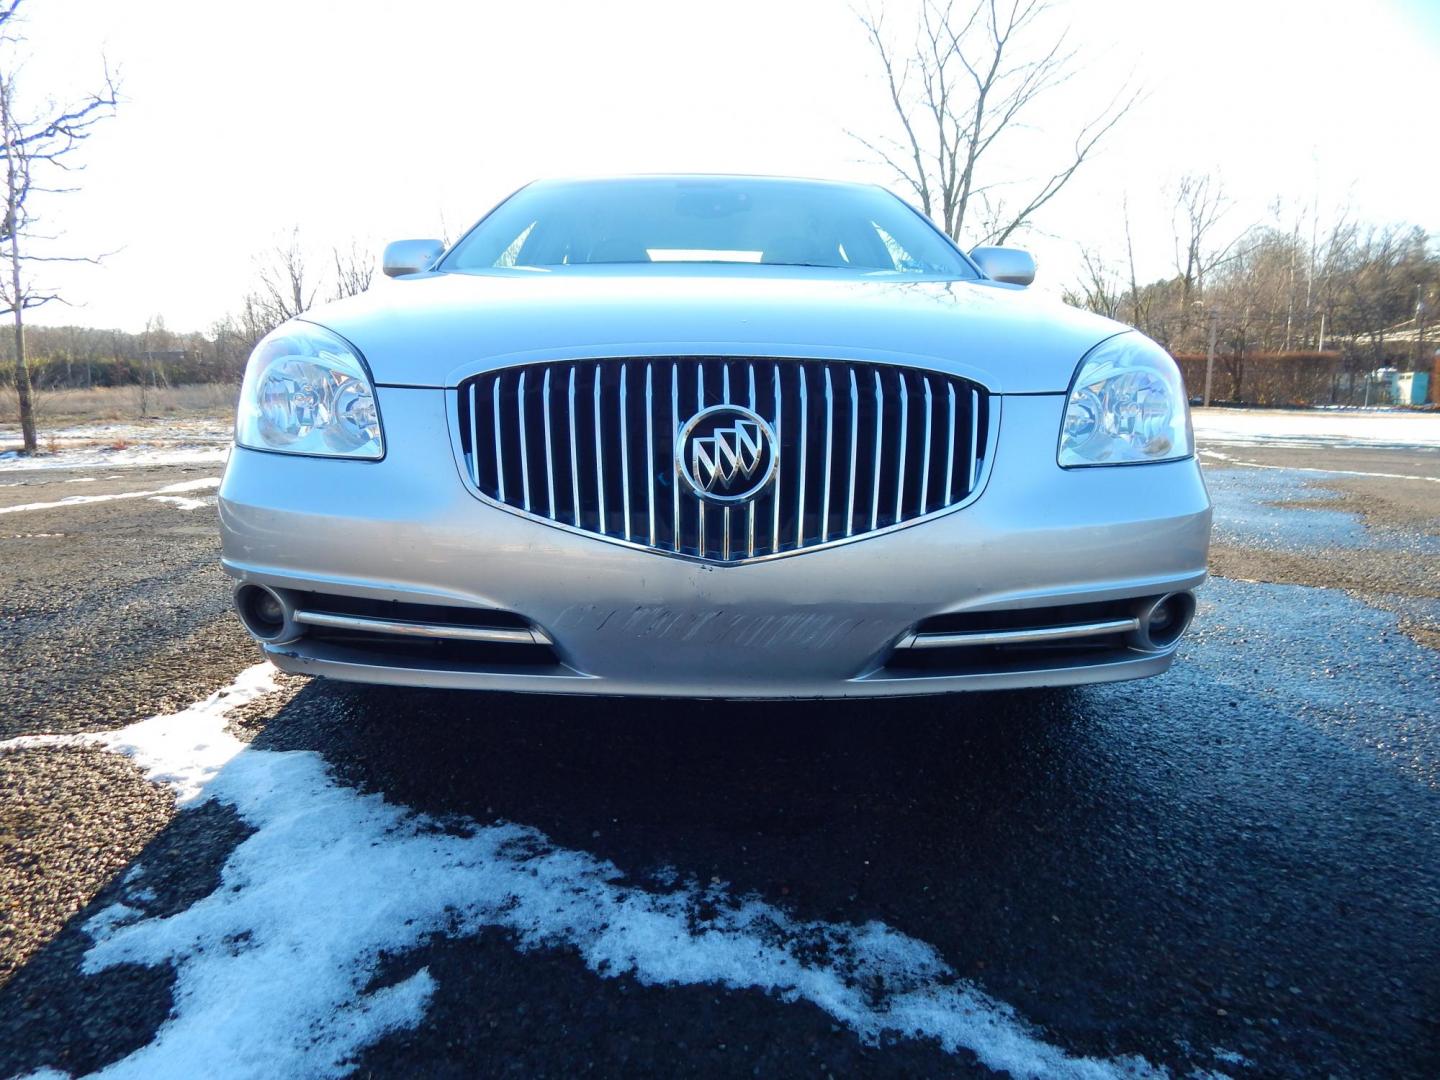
[1,410,1437,1079]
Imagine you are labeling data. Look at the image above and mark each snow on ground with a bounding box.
[1192,408,1440,451]
[147,493,217,511]
[1199,447,1440,485]
[1,667,1169,1080]
[0,665,281,802]
[0,419,232,472]
[0,477,221,516]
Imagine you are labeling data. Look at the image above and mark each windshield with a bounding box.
[441,177,977,278]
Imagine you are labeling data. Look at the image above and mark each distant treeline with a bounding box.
[1,229,376,394]
[1172,349,1437,407]
[1065,197,1440,404]
[0,321,252,391]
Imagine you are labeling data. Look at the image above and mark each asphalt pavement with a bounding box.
[0,429,1437,1079]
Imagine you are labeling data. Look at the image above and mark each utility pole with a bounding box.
[1202,307,1218,407]
[1415,295,1427,371]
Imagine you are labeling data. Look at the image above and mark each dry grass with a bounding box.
[0,382,237,427]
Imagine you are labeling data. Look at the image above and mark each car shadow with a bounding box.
[248,680,1094,913]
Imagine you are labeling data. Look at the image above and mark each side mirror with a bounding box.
[969,246,1035,286]
[382,238,446,278]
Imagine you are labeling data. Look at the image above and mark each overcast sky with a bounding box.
[12,0,1440,332]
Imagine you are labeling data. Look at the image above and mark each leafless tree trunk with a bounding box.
[1122,197,1147,332]
[0,0,118,452]
[1,72,33,451]
[852,0,1138,245]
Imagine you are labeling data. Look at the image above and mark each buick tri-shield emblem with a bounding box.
[676,404,779,505]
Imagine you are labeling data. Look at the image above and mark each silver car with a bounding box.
[220,175,1211,697]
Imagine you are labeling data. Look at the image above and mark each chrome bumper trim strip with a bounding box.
[896,616,1140,651]
[292,610,551,646]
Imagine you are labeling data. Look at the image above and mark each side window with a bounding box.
[494,221,538,268]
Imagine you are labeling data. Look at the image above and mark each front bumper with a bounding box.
[219,387,1211,697]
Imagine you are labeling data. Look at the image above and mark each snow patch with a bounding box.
[0,477,221,516]
[0,443,230,472]
[0,662,279,802]
[8,666,1176,1080]
[1200,448,1440,485]
[1192,408,1440,451]
[148,494,216,511]
[0,419,233,473]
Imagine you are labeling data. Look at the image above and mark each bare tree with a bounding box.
[853,0,1137,245]
[137,313,173,416]
[0,0,118,452]
[243,230,375,338]
[1171,173,1244,311]
[248,226,317,333]
[1063,249,1123,319]
[331,240,374,300]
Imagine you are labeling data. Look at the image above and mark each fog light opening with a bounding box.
[235,583,298,643]
[1129,592,1195,652]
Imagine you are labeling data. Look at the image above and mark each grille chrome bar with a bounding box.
[695,364,705,556]
[467,381,480,489]
[542,368,556,520]
[490,379,504,504]
[670,363,680,551]
[747,363,757,558]
[796,365,808,549]
[944,383,955,506]
[821,367,834,543]
[593,366,606,534]
[968,388,981,491]
[722,363,731,561]
[870,369,884,532]
[845,368,858,537]
[771,364,782,553]
[893,371,908,523]
[645,363,656,547]
[619,364,631,541]
[517,370,531,512]
[567,367,580,525]
[919,376,933,514]
[458,357,992,565]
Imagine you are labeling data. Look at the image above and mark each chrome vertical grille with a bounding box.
[456,357,993,564]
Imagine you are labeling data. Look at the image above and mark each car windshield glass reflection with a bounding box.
[442,177,976,278]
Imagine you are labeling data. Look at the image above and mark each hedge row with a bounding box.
[1171,351,1436,406]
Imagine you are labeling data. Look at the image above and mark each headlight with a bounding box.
[235,323,384,460]
[1058,333,1192,467]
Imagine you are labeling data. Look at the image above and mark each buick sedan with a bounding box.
[219,175,1211,696]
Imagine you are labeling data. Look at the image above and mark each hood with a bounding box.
[304,267,1129,394]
